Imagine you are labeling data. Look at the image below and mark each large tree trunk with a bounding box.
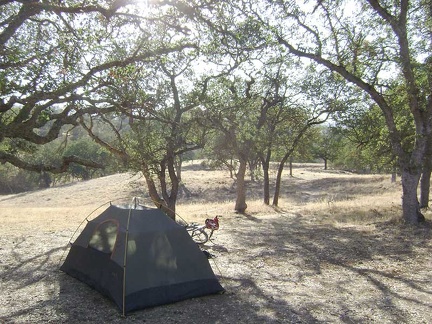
[175,155,182,183]
[262,159,270,205]
[420,134,432,208]
[162,156,179,219]
[260,150,271,205]
[235,157,248,213]
[420,168,431,209]
[176,155,192,198]
[248,159,258,182]
[273,154,289,206]
[142,162,178,220]
[143,168,164,206]
[400,167,424,223]
[289,157,293,177]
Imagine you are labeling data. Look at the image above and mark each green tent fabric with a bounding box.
[60,204,224,315]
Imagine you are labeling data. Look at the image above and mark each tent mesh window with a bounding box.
[88,220,119,254]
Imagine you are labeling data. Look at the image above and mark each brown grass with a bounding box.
[178,162,405,225]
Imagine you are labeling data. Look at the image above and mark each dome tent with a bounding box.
[60,200,224,315]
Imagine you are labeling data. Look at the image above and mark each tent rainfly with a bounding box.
[60,203,224,315]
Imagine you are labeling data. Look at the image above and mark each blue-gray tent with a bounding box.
[60,203,224,315]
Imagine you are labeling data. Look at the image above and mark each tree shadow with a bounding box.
[0,232,313,323]
[0,235,66,322]
[1,245,64,290]
[218,214,432,322]
[54,272,320,323]
[2,216,431,323]
[282,175,393,203]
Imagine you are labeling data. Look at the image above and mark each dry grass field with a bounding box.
[1,162,431,323]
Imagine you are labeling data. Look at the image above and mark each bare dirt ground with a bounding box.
[1,163,431,323]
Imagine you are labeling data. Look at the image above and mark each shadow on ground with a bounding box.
[1,214,431,323]
[212,214,432,323]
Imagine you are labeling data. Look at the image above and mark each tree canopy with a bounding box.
[1,0,431,224]
[1,0,194,172]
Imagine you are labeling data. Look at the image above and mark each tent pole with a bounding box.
[122,206,133,317]
[58,201,111,268]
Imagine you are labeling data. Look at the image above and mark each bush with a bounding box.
[0,164,41,194]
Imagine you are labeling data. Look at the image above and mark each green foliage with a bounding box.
[0,133,120,192]
[310,126,338,163]
[0,164,41,194]
[332,109,397,173]
[333,77,418,173]
[62,138,115,180]
[125,120,167,172]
